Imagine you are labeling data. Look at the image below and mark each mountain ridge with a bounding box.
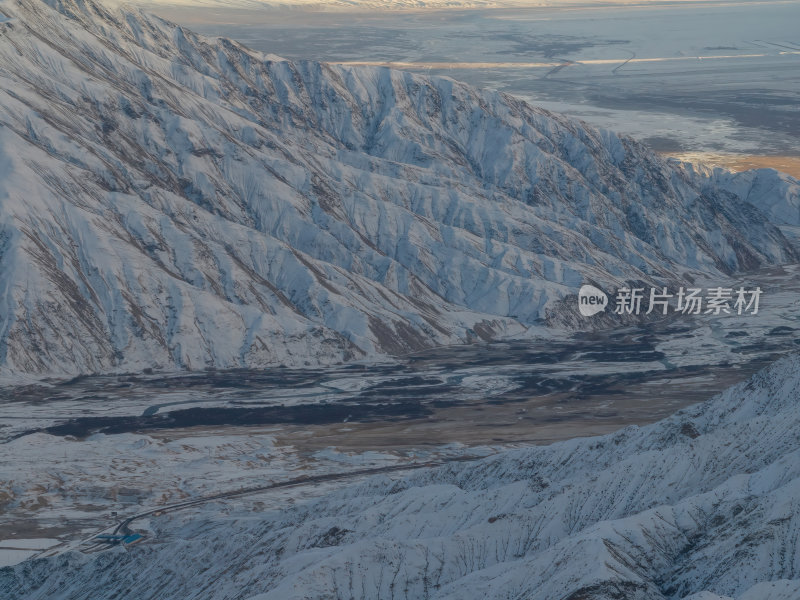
[0,0,797,377]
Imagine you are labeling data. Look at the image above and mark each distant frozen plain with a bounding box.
[168,0,800,164]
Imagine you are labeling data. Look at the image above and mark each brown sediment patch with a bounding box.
[273,363,760,453]
[666,152,800,179]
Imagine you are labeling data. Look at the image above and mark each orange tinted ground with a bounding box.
[723,156,800,179]
[665,153,800,179]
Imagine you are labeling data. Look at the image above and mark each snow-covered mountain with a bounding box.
[0,0,797,377]
[3,353,800,599]
[687,162,800,228]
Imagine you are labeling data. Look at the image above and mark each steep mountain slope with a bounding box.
[0,0,796,377]
[690,163,800,227]
[3,354,800,599]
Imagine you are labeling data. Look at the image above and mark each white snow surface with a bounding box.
[0,0,797,377]
[685,162,800,227]
[3,353,800,599]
